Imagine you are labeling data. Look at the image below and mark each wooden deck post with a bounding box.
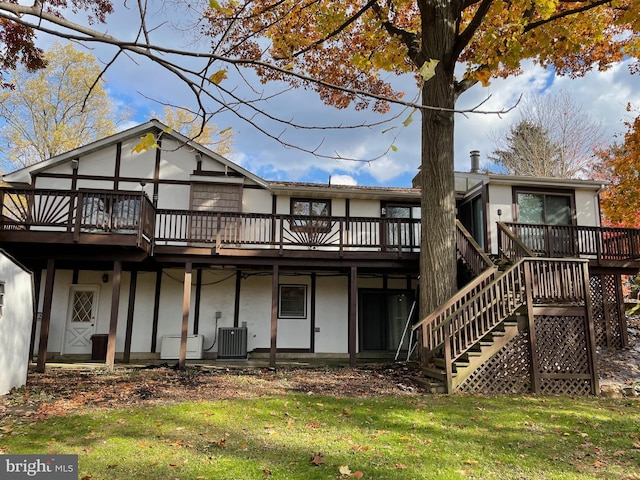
[29,268,43,361]
[151,270,162,353]
[123,270,138,364]
[106,260,122,370]
[36,259,56,373]
[178,261,193,369]
[581,262,600,395]
[523,261,541,394]
[270,264,279,367]
[348,266,357,367]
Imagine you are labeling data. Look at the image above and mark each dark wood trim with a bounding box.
[270,264,279,367]
[270,196,277,245]
[123,270,138,363]
[72,269,79,284]
[345,199,350,229]
[106,260,122,369]
[382,274,388,290]
[191,170,243,178]
[482,182,490,252]
[233,269,241,328]
[348,266,357,367]
[531,306,586,316]
[71,159,79,190]
[616,275,629,347]
[114,142,122,191]
[151,270,162,353]
[581,263,599,394]
[193,268,202,334]
[153,141,161,206]
[252,348,311,354]
[310,273,316,353]
[524,265,540,393]
[36,259,55,373]
[29,268,43,360]
[178,261,193,369]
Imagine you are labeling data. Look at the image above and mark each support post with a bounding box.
[270,264,279,367]
[36,259,55,373]
[179,262,193,369]
[106,260,122,370]
[523,261,541,393]
[29,267,43,361]
[348,266,357,367]
[581,262,600,395]
[123,271,138,364]
[151,270,162,353]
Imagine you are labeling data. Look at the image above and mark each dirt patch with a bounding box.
[598,315,640,397]
[1,318,638,427]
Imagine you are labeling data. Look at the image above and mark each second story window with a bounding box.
[291,199,330,231]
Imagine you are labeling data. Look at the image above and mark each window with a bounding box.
[279,285,307,318]
[0,282,4,318]
[382,203,421,250]
[515,191,573,225]
[291,199,330,231]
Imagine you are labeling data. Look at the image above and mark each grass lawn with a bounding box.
[1,392,639,479]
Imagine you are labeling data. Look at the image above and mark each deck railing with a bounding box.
[155,210,421,252]
[504,222,640,261]
[497,221,535,262]
[0,189,154,247]
[413,257,590,391]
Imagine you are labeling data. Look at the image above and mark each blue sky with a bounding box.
[28,4,640,188]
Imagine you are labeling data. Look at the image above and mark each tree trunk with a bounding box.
[418,1,459,323]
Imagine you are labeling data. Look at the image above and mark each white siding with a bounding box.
[0,253,33,395]
[575,189,600,227]
[315,275,348,353]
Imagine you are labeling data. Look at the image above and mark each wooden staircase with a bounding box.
[415,222,599,395]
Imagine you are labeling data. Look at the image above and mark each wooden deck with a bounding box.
[0,189,420,261]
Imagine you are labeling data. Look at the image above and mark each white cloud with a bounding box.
[329,175,358,186]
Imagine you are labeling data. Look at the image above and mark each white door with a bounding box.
[63,286,99,355]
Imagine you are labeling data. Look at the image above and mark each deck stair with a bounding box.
[414,222,599,394]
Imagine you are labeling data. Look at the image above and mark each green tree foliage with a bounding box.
[596,111,640,227]
[0,42,129,171]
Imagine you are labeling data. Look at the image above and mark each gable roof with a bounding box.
[1,119,270,189]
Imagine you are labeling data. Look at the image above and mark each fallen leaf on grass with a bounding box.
[339,465,352,475]
[394,463,407,469]
[262,469,272,476]
[352,472,364,479]
[310,453,325,466]
[592,460,606,468]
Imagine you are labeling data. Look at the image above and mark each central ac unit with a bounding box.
[217,327,248,360]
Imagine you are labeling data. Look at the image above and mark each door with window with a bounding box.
[62,286,99,355]
[515,190,575,256]
[359,290,414,352]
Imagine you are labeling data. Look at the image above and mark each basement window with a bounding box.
[279,285,307,318]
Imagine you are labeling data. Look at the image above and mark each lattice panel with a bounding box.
[589,275,606,347]
[534,315,590,374]
[458,330,532,395]
[589,274,624,349]
[603,275,623,349]
[539,378,592,396]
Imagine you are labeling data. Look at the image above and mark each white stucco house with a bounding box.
[0,121,636,394]
[0,250,34,395]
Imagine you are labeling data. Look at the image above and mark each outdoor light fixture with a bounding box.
[102,274,109,283]
[497,209,503,220]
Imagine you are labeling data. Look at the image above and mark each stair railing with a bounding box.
[412,265,499,360]
[497,221,535,262]
[456,220,494,276]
